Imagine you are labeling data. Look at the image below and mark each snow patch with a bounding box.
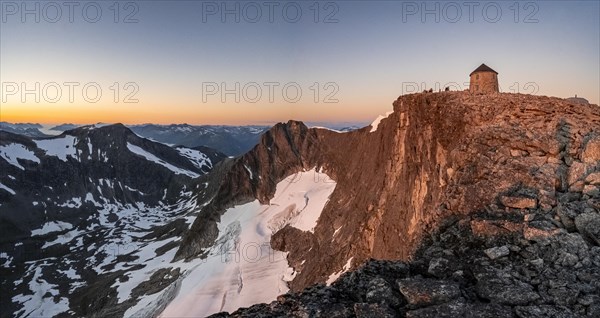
[176,147,212,170]
[1,252,13,267]
[369,111,393,133]
[0,143,40,169]
[0,182,16,195]
[326,257,354,285]
[85,192,103,207]
[127,143,199,178]
[244,164,254,180]
[12,264,69,317]
[58,197,82,208]
[34,135,78,161]
[333,226,342,239]
[31,221,73,236]
[42,228,85,249]
[311,126,344,133]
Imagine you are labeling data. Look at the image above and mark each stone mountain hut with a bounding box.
[469,63,499,93]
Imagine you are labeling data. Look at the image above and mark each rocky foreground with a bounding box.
[214,193,600,317]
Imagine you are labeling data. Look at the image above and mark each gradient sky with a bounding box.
[1,0,598,125]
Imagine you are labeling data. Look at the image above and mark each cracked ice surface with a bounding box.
[158,169,336,317]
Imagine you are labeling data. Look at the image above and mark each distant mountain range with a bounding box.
[49,123,81,131]
[0,122,48,138]
[1,122,365,156]
[128,124,270,156]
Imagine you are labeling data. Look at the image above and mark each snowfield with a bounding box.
[12,263,69,318]
[30,221,73,236]
[123,169,337,317]
[0,143,40,169]
[34,135,78,161]
[175,146,212,170]
[127,143,199,178]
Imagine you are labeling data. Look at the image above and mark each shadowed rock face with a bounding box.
[177,91,600,295]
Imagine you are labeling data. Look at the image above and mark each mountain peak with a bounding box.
[179,90,600,296]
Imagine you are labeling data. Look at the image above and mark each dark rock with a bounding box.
[557,205,578,232]
[484,246,510,259]
[353,303,396,318]
[427,257,450,278]
[397,278,461,308]
[548,287,579,307]
[575,212,600,245]
[515,305,577,318]
[465,304,515,318]
[405,299,466,318]
[476,276,540,305]
[365,277,400,307]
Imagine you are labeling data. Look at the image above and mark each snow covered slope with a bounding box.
[119,169,337,317]
[0,125,227,317]
[369,111,393,133]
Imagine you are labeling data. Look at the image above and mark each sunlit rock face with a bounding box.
[204,91,600,317]
[178,91,600,296]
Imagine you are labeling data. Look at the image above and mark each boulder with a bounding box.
[465,304,515,318]
[583,185,599,197]
[427,257,450,278]
[523,226,561,241]
[582,137,600,163]
[585,172,600,185]
[470,220,523,239]
[476,277,540,305]
[397,278,461,308]
[575,212,600,245]
[500,196,537,209]
[365,277,400,307]
[484,246,510,260]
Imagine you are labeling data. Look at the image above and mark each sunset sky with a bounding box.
[1,0,598,125]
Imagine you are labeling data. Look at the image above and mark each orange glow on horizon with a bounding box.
[0,100,381,126]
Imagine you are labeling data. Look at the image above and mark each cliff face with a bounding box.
[177,91,600,293]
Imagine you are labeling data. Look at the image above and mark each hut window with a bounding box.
[476,74,479,79]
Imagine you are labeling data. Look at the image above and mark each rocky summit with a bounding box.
[176,91,600,298]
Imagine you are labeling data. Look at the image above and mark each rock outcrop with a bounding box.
[178,91,600,299]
